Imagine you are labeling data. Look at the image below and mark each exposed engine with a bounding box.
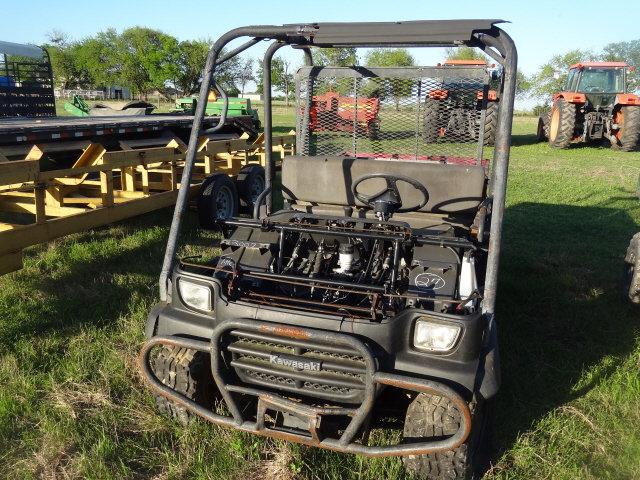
[207,212,481,320]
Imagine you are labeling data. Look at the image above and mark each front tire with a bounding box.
[536,113,549,142]
[611,105,640,152]
[623,232,640,305]
[548,98,576,148]
[151,346,215,425]
[402,394,487,480]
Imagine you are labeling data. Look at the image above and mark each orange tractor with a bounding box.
[424,59,500,146]
[537,62,640,150]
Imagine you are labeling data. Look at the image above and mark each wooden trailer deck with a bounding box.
[0,131,295,275]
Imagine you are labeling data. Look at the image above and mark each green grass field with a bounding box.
[0,115,639,480]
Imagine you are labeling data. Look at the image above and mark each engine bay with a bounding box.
[200,212,483,320]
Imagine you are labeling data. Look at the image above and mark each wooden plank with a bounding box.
[0,151,9,163]
[100,170,114,207]
[0,201,87,217]
[0,186,199,256]
[34,185,46,224]
[25,145,43,161]
[0,223,17,232]
[72,143,107,168]
[0,251,22,276]
[0,160,40,185]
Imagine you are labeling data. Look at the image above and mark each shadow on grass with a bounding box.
[493,200,639,457]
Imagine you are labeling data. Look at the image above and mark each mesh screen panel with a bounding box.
[295,66,493,164]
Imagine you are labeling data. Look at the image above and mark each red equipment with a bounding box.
[309,91,381,139]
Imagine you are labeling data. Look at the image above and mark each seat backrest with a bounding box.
[281,155,486,213]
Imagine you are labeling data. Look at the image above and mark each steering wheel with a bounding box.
[351,173,429,218]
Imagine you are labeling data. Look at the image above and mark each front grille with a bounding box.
[225,330,367,403]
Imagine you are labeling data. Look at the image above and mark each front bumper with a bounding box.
[139,319,472,457]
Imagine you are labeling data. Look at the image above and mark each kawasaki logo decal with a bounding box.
[269,353,321,371]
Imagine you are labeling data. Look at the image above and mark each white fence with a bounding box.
[55,89,106,100]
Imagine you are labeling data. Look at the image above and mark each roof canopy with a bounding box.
[0,40,46,59]
[570,61,630,69]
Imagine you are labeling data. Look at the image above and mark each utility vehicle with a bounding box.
[537,62,640,150]
[139,20,517,480]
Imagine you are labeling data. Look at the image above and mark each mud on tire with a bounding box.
[152,346,215,425]
[402,394,487,480]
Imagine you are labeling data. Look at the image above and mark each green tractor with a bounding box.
[175,91,261,130]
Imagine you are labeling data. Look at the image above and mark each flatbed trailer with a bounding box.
[0,114,257,147]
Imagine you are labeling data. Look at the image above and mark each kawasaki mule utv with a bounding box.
[139,20,517,480]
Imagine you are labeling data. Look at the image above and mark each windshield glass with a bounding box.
[578,68,625,94]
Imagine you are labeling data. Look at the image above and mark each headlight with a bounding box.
[178,279,212,311]
[413,319,461,352]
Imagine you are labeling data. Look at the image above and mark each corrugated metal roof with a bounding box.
[0,40,45,59]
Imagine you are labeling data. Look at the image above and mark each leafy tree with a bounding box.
[236,58,255,96]
[44,31,89,89]
[175,39,209,95]
[116,27,180,98]
[444,46,486,62]
[365,48,415,110]
[528,49,597,99]
[313,47,357,66]
[256,57,295,105]
[73,29,121,89]
[600,40,640,91]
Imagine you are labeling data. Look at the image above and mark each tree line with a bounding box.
[45,28,640,107]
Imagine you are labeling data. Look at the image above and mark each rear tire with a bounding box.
[424,99,441,143]
[483,101,498,146]
[236,165,265,212]
[623,232,640,305]
[151,346,215,425]
[548,98,576,148]
[536,113,549,142]
[197,174,239,228]
[611,105,640,152]
[402,394,488,480]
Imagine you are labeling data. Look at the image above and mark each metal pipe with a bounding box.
[252,185,272,219]
[263,41,286,215]
[159,27,294,300]
[479,27,517,317]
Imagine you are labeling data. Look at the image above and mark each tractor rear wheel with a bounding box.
[623,232,640,305]
[611,105,640,152]
[548,98,576,148]
[402,394,489,480]
[536,112,550,142]
[483,101,498,146]
[424,99,441,143]
[152,346,215,425]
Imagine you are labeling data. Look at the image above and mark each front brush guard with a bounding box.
[138,319,472,457]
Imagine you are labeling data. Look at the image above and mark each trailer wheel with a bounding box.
[483,101,498,146]
[402,394,488,480]
[197,174,239,228]
[236,165,265,212]
[424,99,441,143]
[548,98,575,148]
[367,120,381,140]
[623,232,640,305]
[151,345,215,425]
[611,105,640,152]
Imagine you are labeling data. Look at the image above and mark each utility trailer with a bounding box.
[139,19,517,480]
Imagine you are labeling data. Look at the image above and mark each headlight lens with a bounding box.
[178,279,212,311]
[413,319,461,352]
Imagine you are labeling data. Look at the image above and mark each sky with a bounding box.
[3,0,640,102]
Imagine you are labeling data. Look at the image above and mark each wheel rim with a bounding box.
[549,107,560,142]
[247,176,265,204]
[215,185,234,219]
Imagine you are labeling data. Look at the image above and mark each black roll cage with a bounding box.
[158,19,518,325]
